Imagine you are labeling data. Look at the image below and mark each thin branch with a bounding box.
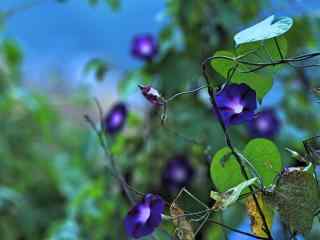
[274,38,284,60]
[208,219,269,240]
[201,57,273,240]
[84,113,135,205]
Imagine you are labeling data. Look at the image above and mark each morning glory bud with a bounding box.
[138,85,164,106]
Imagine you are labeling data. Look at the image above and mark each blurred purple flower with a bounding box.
[124,194,165,239]
[104,102,127,135]
[138,85,164,106]
[215,83,257,126]
[131,34,158,61]
[162,155,194,191]
[247,108,280,138]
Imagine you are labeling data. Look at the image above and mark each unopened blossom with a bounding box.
[131,34,158,61]
[215,83,257,126]
[139,85,164,106]
[124,194,165,239]
[104,102,127,135]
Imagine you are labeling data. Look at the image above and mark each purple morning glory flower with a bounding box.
[124,194,165,239]
[138,85,164,106]
[162,155,194,192]
[215,83,257,126]
[104,102,127,135]
[131,34,158,61]
[247,108,280,138]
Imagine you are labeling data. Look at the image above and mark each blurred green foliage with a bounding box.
[1,0,320,239]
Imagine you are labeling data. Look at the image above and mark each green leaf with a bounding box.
[210,139,281,192]
[106,0,120,10]
[210,51,273,101]
[210,177,257,210]
[243,138,282,187]
[234,15,293,46]
[2,39,23,67]
[237,36,288,61]
[83,58,108,81]
[210,147,246,192]
[88,0,99,6]
[266,167,320,235]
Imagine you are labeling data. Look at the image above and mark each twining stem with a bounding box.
[84,114,135,205]
[165,85,207,102]
[207,51,320,73]
[201,58,273,240]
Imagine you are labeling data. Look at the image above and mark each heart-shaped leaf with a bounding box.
[234,15,293,46]
[210,139,282,192]
[210,51,273,101]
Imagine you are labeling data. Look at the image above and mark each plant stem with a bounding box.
[201,57,273,240]
[208,219,269,240]
[84,114,135,205]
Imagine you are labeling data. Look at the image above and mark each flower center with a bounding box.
[137,205,151,223]
[257,118,269,131]
[140,43,152,55]
[173,167,187,182]
[111,112,123,126]
[233,103,244,114]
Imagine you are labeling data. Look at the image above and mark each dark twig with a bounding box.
[274,38,284,60]
[201,57,273,240]
[208,219,269,240]
[84,112,135,205]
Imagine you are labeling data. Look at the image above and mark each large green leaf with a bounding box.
[237,36,288,61]
[266,167,320,235]
[210,51,273,101]
[210,147,246,192]
[210,139,281,192]
[243,138,282,187]
[234,15,293,46]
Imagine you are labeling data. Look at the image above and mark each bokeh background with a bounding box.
[1,0,320,239]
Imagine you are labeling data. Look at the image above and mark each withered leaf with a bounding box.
[266,167,320,235]
[246,193,273,238]
[170,203,194,240]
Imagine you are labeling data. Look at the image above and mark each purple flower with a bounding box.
[247,108,280,138]
[138,85,164,106]
[124,194,165,239]
[215,83,257,126]
[131,34,158,61]
[104,102,127,135]
[162,155,194,191]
